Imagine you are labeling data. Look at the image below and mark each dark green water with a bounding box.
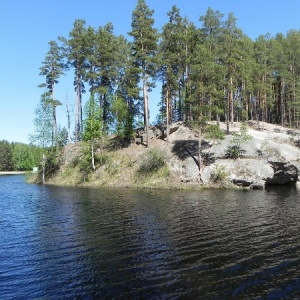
[1,175,300,299]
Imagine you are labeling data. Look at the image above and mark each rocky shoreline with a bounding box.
[46,121,300,190]
[167,121,300,190]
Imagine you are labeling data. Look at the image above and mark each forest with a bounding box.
[0,141,42,171]
[14,0,300,172]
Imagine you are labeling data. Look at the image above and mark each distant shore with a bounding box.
[0,171,26,175]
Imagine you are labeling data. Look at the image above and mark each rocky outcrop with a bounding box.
[167,121,300,189]
[265,161,298,185]
[51,121,300,190]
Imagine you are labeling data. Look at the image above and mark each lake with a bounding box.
[1,175,300,299]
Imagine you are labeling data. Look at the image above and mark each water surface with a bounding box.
[1,175,300,299]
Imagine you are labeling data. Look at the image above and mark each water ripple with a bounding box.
[1,176,300,298]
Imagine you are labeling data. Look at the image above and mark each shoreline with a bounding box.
[0,171,26,175]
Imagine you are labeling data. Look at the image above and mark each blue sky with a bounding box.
[1,0,300,143]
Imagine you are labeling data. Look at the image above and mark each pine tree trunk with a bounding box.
[51,86,58,150]
[226,86,229,134]
[66,103,71,142]
[42,153,46,185]
[166,82,170,143]
[229,77,234,124]
[245,93,249,121]
[75,72,82,142]
[198,123,202,182]
[143,78,149,147]
[281,78,285,127]
[91,143,95,170]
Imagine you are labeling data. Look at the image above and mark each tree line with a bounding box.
[34,0,300,150]
[0,140,42,171]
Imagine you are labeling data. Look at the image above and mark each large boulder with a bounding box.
[265,161,298,185]
[180,156,199,182]
[201,159,274,187]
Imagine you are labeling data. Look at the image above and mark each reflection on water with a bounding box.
[1,175,300,299]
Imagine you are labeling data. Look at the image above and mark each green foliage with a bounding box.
[95,152,110,167]
[129,0,158,134]
[44,150,61,176]
[225,145,240,159]
[12,143,37,171]
[35,149,60,183]
[57,127,69,147]
[83,93,104,142]
[204,124,225,141]
[227,123,252,158]
[29,93,53,149]
[39,40,65,149]
[210,164,227,182]
[35,6,300,148]
[111,95,134,141]
[0,140,14,171]
[39,40,65,93]
[105,161,119,176]
[138,147,167,174]
[232,123,252,144]
[71,146,94,182]
[157,165,170,178]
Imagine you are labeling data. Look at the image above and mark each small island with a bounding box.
[38,121,299,190]
[4,2,300,191]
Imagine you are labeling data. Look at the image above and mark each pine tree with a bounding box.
[253,34,272,124]
[0,141,14,171]
[39,40,65,149]
[286,30,300,127]
[221,13,244,131]
[60,19,89,141]
[128,0,158,146]
[270,33,290,126]
[159,5,186,140]
[117,38,140,141]
[199,7,225,123]
[180,19,199,122]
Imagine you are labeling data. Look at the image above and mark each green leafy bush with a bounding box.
[231,123,252,149]
[204,124,225,141]
[95,153,110,167]
[226,123,252,158]
[138,147,167,173]
[225,145,240,159]
[71,148,93,182]
[210,164,227,182]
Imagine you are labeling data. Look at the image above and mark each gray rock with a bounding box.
[250,183,264,190]
[180,175,198,183]
[232,177,253,187]
[265,162,298,185]
[181,156,199,181]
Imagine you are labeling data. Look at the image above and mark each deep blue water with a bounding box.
[1,175,300,299]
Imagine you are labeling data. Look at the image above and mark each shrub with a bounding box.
[95,152,110,167]
[231,123,252,149]
[226,123,252,158]
[70,147,93,182]
[204,124,225,141]
[138,147,167,174]
[225,145,240,159]
[259,140,281,160]
[210,164,227,182]
[105,160,119,176]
